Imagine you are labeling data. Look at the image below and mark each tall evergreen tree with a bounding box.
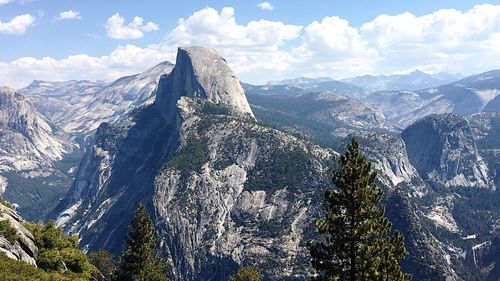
[117,203,169,281]
[310,138,410,281]
[89,249,116,281]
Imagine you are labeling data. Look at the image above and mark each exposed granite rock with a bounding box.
[155,46,254,119]
[53,46,334,280]
[402,113,493,189]
[20,61,174,137]
[339,132,425,193]
[0,87,75,176]
[386,192,459,281]
[153,97,334,280]
[0,203,38,266]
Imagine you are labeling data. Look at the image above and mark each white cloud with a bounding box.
[0,0,34,5]
[257,2,273,11]
[168,7,301,47]
[56,10,81,21]
[298,16,376,57]
[106,13,159,39]
[358,4,500,74]
[0,44,176,88]
[0,14,35,35]
[166,7,301,78]
[2,4,500,88]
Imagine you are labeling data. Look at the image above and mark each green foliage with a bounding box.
[0,252,85,281]
[88,250,117,281]
[26,220,78,250]
[0,198,14,209]
[0,150,82,221]
[229,266,261,281]
[117,203,169,281]
[166,136,209,176]
[245,147,321,193]
[24,220,98,279]
[247,93,344,147]
[0,219,19,244]
[452,188,500,236]
[310,139,411,281]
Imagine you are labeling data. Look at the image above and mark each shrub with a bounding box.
[0,219,18,244]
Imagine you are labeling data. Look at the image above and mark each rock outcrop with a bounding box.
[155,46,254,119]
[402,113,492,188]
[0,87,75,176]
[0,203,38,266]
[340,132,424,191]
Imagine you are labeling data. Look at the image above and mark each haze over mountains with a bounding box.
[0,46,499,280]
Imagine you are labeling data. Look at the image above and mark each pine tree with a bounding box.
[117,203,169,281]
[89,249,116,281]
[309,138,411,281]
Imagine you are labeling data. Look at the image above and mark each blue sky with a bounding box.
[1,0,500,87]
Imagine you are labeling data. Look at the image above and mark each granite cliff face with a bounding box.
[402,113,492,189]
[155,46,254,119]
[0,87,75,176]
[0,203,38,266]
[339,132,423,190]
[53,46,335,280]
[0,87,77,220]
[467,112,500,189]
[154,99,334,280]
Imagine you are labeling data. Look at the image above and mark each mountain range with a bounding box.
[19,61,174,139]
[0,46,498,280]
[342,70,463,93]
[366,70,500,128]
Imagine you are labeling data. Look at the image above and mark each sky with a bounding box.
[0,0,500,88]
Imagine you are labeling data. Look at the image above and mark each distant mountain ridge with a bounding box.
[342,70,463,93]
[263,70,463,96]
[0,87,77,220]
[366,70,500,127]
[246,90,397,146]
[19,61,175,137]
[251,78,365,98]
[267,76,334,87]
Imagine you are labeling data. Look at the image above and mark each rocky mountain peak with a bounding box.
[155,46,254,118]
[0,86,39,135]
[0,87,75,177]
[402,113,492,188]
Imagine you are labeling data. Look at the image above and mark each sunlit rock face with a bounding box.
[0,87,75,176]
[155,46,254,119]
[0,204,38,266]
[402,113,493,189]
[53,46,336,280]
